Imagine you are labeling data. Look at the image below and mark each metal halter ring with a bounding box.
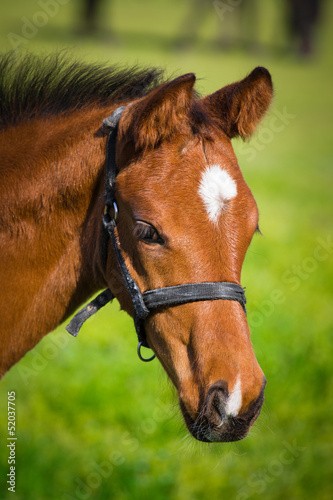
[112,201,119,221]
[104,201,118,221]
[137,341,156,362]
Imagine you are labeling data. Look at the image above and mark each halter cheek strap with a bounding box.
[66,106,247,362]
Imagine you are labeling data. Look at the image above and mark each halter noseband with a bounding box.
[66,107,246,362]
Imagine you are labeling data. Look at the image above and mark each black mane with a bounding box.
[0,52,164,129]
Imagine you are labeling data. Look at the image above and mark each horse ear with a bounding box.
[129,73,196,150]
[202,67,273,140]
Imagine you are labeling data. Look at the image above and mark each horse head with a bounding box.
[105,68,273,442]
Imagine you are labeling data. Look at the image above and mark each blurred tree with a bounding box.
[285,0,323,56]
[175,0,260,52]
[79,0,110,34]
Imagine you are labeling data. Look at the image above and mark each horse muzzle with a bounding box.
[180,377,266,443]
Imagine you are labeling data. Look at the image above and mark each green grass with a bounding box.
[0,1,332,499]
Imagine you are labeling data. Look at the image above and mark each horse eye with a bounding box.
[134,221,164,245]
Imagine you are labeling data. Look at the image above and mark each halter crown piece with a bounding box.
[66,106,247,362]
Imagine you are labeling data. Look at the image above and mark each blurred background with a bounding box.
[0,1,332,499]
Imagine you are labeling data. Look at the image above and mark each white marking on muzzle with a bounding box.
[198,165,237,224]
[226,376,242,417]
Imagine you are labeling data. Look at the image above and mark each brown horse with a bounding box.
[0,53,273,442]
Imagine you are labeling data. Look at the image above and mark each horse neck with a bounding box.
[0,108,110,375]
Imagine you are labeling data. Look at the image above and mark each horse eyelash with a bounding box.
[133,222,163,243]
[133,224,148,240]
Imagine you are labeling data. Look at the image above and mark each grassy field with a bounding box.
[0,1,332,499]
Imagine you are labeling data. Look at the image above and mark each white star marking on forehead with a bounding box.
[198,164,237,224]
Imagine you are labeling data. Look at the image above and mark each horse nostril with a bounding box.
[205,380,229,426]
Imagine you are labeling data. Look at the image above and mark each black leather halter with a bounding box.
[66,107,247,362]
